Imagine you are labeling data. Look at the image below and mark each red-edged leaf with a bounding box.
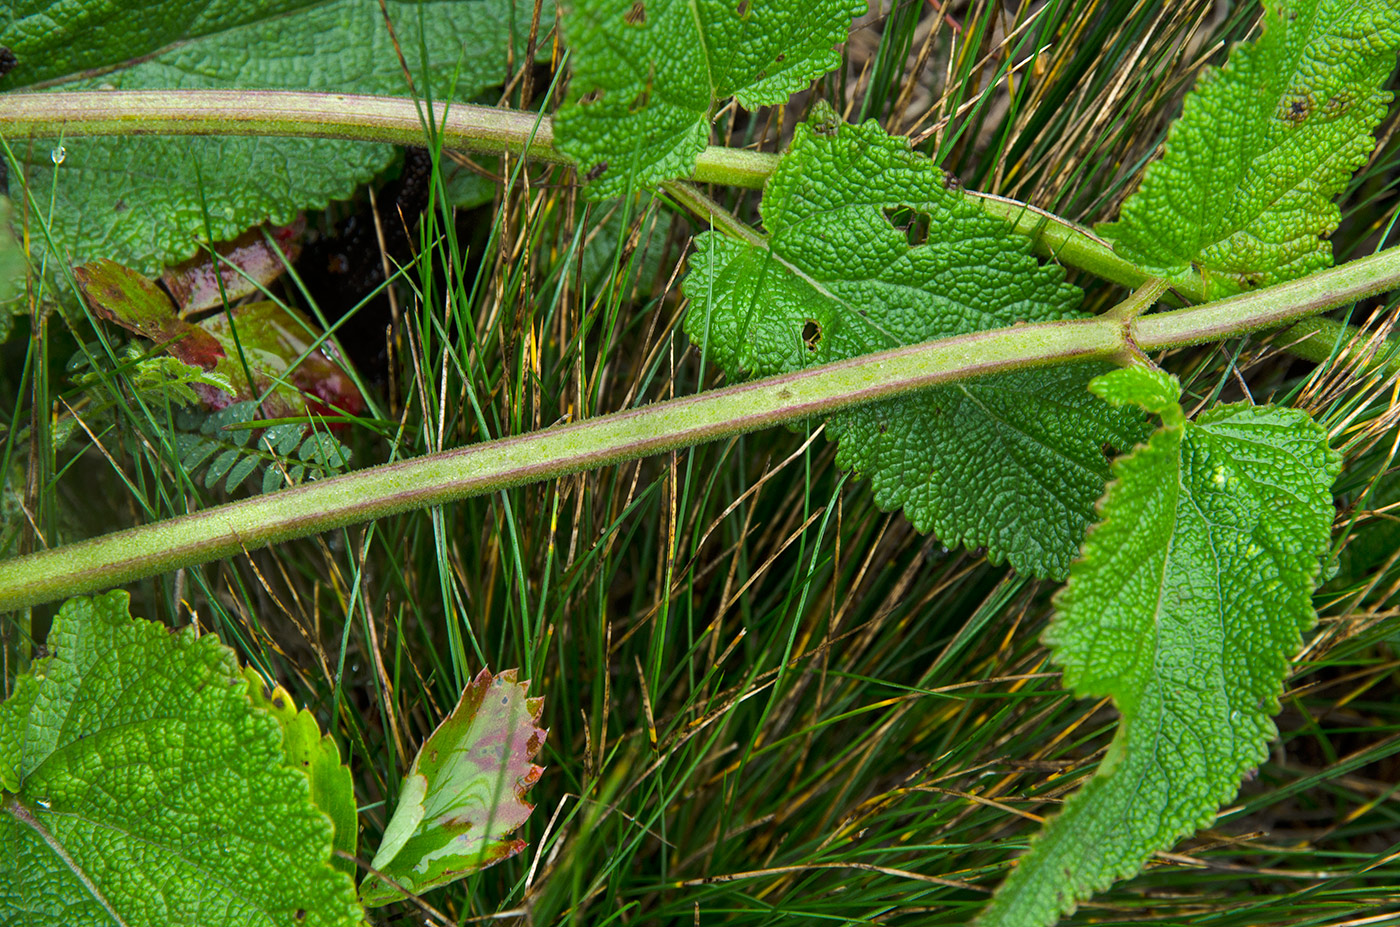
[360,668,546,907]
[74,258,364,420]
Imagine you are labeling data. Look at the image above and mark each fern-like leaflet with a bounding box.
[173,402,351,495]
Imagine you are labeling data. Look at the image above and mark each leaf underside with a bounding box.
[1,0,540,272]
[977,366,1340,927]
[0,591,363,927]
[683,114,1148,579]
[1100,0,1400,298]
[360,667,546,907]
[555,0,863,198]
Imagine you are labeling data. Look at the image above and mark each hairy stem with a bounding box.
[2,88,1376,367]
[0,90,779,189]
[3,245,1399,611]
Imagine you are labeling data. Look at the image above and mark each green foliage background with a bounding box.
[4,1,1400,926]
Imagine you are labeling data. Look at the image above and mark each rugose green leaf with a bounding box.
[0,591,364,927]
[978,365,1341,927]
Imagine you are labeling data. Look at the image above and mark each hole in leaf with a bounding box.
[585,162,609,182]
[1101,443,1118,460]
[624,1,646,24]
[0,47,16,78]
[801,319,822,352]
[942,172,963,191]
[579,87,604,105]
[630,89,650,112]
[882,205,932,247]
[736,0,749,15]
[776,53,786,62]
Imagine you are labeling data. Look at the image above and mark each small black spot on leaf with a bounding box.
[756,69,767,81]
[776,53,786,62]
[579,87,604,106]
[624,1,646,24]
[1281,96,1310,124]
[736,0,749,15]
[801,319,822,351]
[585,161,608,182]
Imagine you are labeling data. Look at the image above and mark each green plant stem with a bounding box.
[4,245,1400,612]
[0,89,779,189]
[3,88,1389,368]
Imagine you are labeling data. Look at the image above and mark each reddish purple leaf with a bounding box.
[161,219,304,315]
[75,258,364,421]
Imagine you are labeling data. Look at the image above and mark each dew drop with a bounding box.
[36,797,51,810]
[50,145,66,165]
[1229,710,1243,725]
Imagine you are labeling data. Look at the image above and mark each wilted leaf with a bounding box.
[359,668,545,907]
[162,219,305,314]
[75,258,364,420]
